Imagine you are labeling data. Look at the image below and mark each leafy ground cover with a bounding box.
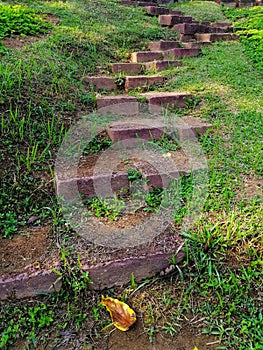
[0,0,263,349]
[223,5,263,72]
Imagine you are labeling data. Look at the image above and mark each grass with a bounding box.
[0,0,263,349]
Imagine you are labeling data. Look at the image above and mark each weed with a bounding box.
[84,195,125,221]
[127,168,143,182]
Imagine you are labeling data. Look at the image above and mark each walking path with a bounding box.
[0,1,240,300]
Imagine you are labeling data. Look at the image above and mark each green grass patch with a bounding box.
[170,0,230,23]
[223,6,263,72]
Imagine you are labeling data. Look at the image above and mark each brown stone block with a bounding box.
[146,6,170,16]
[195,33,239,42]
[173,23,201,35]
[82,76,117,91]
[111,63,143,74]
[148,40,180,51]
[96,96,139,115]
[131,51,163,63]
[124,75,164,92]
[0,269,61,300]
[159,14,193,26]
[163,48,201,59]
[81,248,185,290]
[143,92,191,111]
[179,34,195,42]
[182,41,211,49]
[106,121,166,143]
[177,116,212,142]
[145,60,182,72]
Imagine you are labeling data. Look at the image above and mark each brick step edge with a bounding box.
[0,249,185,299]
[81,247,185,290]
[56,168,191,200]
[111,60,182,74]
[0,268,61,300]
[83,75,164,92]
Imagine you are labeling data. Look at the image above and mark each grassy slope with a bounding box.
[0,1,263,349]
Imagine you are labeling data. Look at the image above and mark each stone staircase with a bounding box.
[0,0,239,300]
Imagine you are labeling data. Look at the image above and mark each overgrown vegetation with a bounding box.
[0,4,52,52]
[223,6,263,72]
[0,0,262,349]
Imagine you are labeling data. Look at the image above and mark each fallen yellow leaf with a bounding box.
[101,295,136,331]
[193,347,199,350]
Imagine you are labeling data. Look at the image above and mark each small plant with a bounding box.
[115,74,126,88]
[127,168,142,182]
[149,134,179,153]
[85,195,125,220]
[82,135,112,154]
[144,187,163,211]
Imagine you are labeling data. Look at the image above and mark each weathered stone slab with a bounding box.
[131,51,163,63]
[182,41,211,49]
[163,48,201,59]
[125,75,164,92]
[57,173,130,200]
[0,269,61,300]
[195,33,239,42]
[179,34,195,42]
[107,121,166,142]
[145,60,182,72]
[158,14,193,26]
[96,96,139,115]
[111,63,143,74]
[81,248,185,289]
[142,92,191,111]
[177,116,212,142]
[173,23,202,35]
[148,40,180,51]
[146,5,170,16]
[83,76,117,91]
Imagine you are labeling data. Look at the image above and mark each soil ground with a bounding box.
[9,318,219,349]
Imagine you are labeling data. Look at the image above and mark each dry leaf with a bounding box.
[101,295,136,331]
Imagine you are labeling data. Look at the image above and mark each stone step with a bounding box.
[148,40,181,51]
[179,34,195,42]
[146,5,170,16]
[56,116,211,198]
[159,14,193,26]
[195,33,239,42]
[82,247,185,290]
[182,41,211,49]
[125,75,164,92]
[107,120,166,142]
[173,23,209,35]
[83,75,164,92]
[131,51,163,63]
[106,117,212,143]
[0,267,61,300]
[176,115,212,141]
[169,10,184,16]
[120,0,157,6]
[142,91,191,110]
[96,92,191,111]
[131,48,200,63]
[211,22,233,31]
[83,76,117,91]
[145,60,182,72]
[111,62,143,74]
[137,1,157,6]
[163,48,201,59]
[96,95,139,115]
